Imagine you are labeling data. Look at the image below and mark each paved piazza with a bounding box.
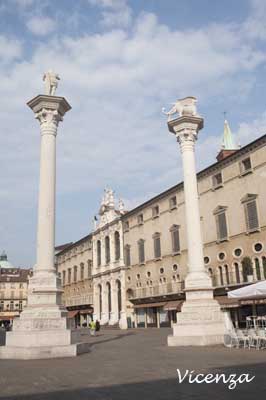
[0,329,266,399]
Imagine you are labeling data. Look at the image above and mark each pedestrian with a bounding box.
[95,320,100,332]
[89,320,96,336]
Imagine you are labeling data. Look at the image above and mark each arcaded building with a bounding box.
[56,236,94,327]
[56,122,266,329]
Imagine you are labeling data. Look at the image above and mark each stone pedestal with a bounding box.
[0,94,89,359]
[168,290,225,346]
[166,97,225,346]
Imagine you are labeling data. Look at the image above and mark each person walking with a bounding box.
[89,320,96,336]
[95,320,100,333]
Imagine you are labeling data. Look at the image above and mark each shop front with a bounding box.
[134,300,183,328]
[0,312,20,329]
[67,306,93,328]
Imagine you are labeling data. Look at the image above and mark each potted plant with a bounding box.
[242,257,253,282]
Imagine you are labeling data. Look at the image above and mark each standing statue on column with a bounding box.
[43,70,60,96]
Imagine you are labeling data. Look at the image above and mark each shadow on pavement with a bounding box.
[1,361,265,400]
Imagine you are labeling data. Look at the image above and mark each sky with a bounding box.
[1,0,266,267]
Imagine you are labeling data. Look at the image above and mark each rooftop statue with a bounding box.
[43,70,60,96]
[99,188,115,215]
[118,198,125,213]
[162,96,198,121]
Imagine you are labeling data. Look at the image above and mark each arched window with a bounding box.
[127,289,134,300]
[98,284,102,316]
[234,263,240,284]
[224,264,230,285]
[254,258,261,280]
[208,267,215,286]
[218,266,224,286]
[138,239,145,264]
[106,282,111,317]
[97,240,101,267]
[262,257,266,279]
[242,256,253,282]
[80,263,84,280]
[73,265,78,282]
[114,231,120,261]
[105,236,110,264]
[117,280,122,317]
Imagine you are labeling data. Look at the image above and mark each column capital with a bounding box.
[168,115,204,141]
[27,95,71,130]
[27,94,71,115]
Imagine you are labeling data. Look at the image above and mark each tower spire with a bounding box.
[216,116,239,161]
[222,118,237,150]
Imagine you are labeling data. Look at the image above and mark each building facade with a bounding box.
[91,189,128,329]
[0,252,31,326]
[56,126,266,330]
[56,236,94,327]
[123,133,266,328]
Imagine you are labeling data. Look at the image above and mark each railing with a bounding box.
[130,281,184,300]
[63,294,93,307]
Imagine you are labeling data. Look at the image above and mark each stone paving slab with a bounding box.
[0,328,265,399]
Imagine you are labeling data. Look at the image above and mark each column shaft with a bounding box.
[36,133,56,272]
[180,139,204,275]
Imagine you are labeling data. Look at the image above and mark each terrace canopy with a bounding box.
[228,281,266,299]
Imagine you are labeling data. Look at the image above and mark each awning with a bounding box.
[68,310,79,318]
[79,309,93,315]
[240,298,266,306]
[134,302,167,309]
[0,315,16,320]
[228,281,266,299]
[164,300,183,311]
[216,296,239,309]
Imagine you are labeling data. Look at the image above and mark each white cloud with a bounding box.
[88,0,132,28]
[237,111,266,144]
[26,16,56,36]
[2,3,266,265]
[0,36,22,64]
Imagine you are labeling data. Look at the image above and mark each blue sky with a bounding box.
[1,0,266,267]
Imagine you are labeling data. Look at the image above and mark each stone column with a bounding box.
[0,94,89,359]
[93,282,100,321]
[110,232,115,264]
[118,271,128,329]
[166,97,224,346]
[172,120,211,290]
[110,279,119,324]
[100,284,109,325]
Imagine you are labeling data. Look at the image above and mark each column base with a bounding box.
[0,342,89,360]
[167,289,225,347]
[0,306,89,360]
[119,312,128,329]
